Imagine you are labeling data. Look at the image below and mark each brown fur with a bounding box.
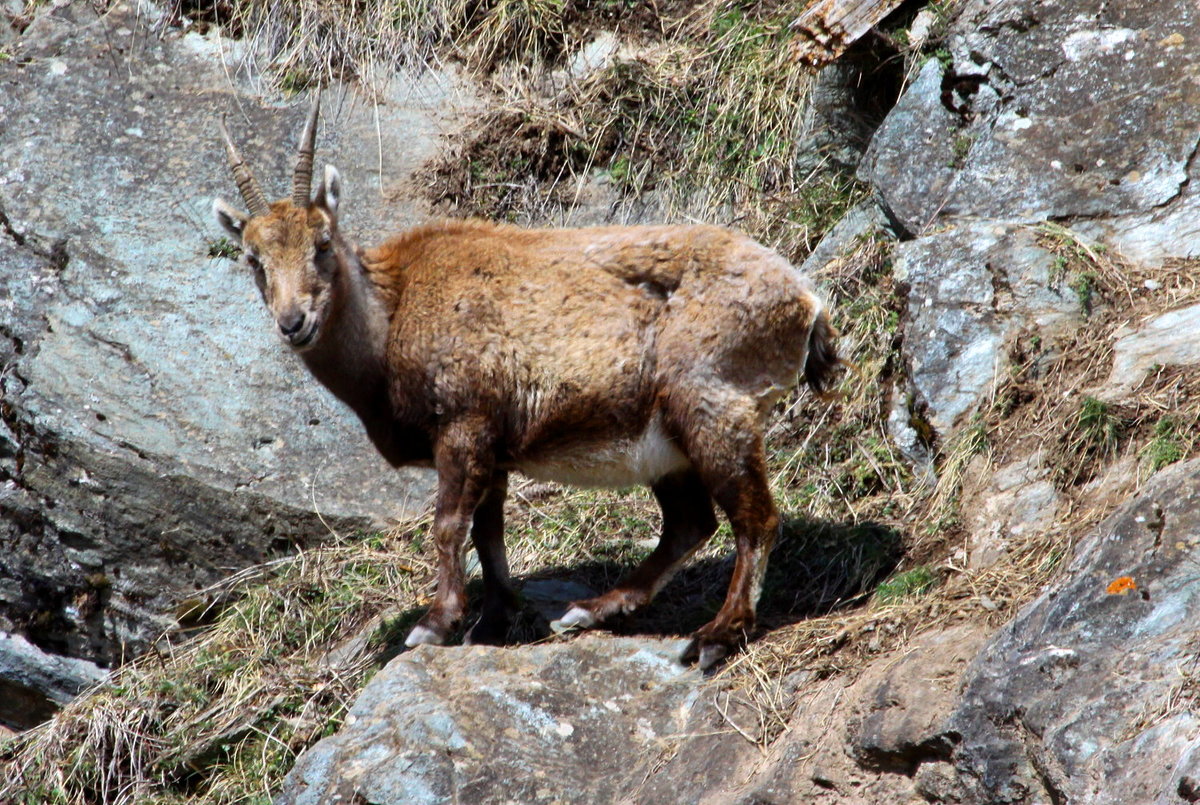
[215,162,839,669]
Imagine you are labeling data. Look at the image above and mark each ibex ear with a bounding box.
[213,198,249,243]
[314,166,341,216]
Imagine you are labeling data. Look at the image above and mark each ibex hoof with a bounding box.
[680,637,731,671]
[464,617,509,646]
[549,605,596,634]
[698,643,729,671]
[404,624,446,648]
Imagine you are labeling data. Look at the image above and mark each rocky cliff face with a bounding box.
[0,2,439,721]
[4,0,1200,802]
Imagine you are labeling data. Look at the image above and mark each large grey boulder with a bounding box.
[0,1,461,699]
[857,58,962,236]
[853,0,1200,444]
[946,458,1200,803]
[894,222,1078,436]
[277,637,701,804]
[944,0,1200,226]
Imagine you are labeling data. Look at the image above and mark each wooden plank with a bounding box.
[790,0,908,66]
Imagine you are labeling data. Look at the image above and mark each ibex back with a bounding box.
[213,97,839,669]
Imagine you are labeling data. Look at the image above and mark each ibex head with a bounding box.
[213,95,343,351]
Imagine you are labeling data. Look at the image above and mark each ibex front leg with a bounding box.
[405,420,495,648]
[464,470,517,645]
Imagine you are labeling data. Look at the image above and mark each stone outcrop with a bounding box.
[865,0,1200,444]
[0,631,104,730]
[0,2,453,710]
[278,637,700,804]
[947,458,1200,804]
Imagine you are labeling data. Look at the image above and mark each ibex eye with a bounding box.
[246,254,262,271]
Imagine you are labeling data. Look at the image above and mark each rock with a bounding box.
[850,625,986,774]
[276,637,701,804]
[1077,195,1200,266]
[795,59,888,175]
[0,630,105,730]
[946,458,1200,804]
[1094,303,1200,400]
[961,452,1062,569]
[634,623,988,805]
[857,59,962,236]
[798,199,894,277]
[913,761,969,803]
[857,0,1200,260]
[565,31,620,80]
[893,222,1078,437]
[0,2,461,681]
[943,0,1200,223]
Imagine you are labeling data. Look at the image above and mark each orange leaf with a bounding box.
[1106,576,1137,595]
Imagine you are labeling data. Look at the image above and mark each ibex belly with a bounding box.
[517,417,690,488]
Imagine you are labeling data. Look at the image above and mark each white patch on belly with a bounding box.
[518,417,691,488]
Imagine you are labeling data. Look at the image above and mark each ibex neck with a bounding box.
[300,246,390,411]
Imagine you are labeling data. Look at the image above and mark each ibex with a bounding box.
[212,97,839,669]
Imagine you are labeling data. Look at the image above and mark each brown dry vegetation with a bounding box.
[168,0,903,259]
[418,4,873,259]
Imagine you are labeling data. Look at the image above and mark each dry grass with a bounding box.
[418,0,878,259]
[0,534,430,805]
[157,0,920,260]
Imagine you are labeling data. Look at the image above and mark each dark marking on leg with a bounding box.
[407,418,495,648]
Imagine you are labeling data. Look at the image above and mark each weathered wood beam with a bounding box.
[790,0,908,66]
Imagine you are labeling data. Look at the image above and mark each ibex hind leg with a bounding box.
[551,469,717,633]
[673,398,779,671]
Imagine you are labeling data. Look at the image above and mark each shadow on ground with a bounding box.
[374,515,904,658]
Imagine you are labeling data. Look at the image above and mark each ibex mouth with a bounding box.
[287,318,320,349]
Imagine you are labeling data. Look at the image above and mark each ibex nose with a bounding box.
[278,309,307,338]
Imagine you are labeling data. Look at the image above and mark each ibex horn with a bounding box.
[219,115,270,217]
[291,93,321,207]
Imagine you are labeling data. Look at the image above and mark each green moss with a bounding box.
[874,566,937,604]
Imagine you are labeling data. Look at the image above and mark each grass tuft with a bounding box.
[207,237,241,259]
[874,565,937,604]
[0,533,429,805]
[1141,415,1187,476]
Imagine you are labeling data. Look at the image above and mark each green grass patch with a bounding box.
[207,237,241,259]
[1141,416,1185,475]
[874,565,937,604]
